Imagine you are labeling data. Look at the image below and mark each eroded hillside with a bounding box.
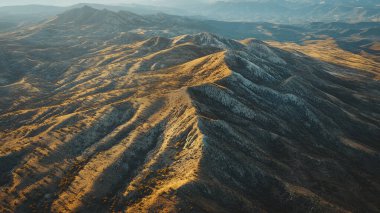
[1,31,380,212]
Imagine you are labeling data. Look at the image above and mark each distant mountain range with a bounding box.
[0,0,379,32]
[1,6,378,62]
[201,0,380,23]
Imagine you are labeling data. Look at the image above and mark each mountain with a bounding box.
[0,3,188,32]
[1,6,380,213]
[3,6,205,44]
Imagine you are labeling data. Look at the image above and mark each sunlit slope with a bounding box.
[268,39,380,79]
[1,33,380,212]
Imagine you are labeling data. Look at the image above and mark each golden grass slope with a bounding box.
[268,38,380,79]
[1,34,379,212]
[0,35,232,212]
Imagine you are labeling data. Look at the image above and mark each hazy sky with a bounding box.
[0,0,217,7]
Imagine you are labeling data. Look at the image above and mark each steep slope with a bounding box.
[1,32,379,213]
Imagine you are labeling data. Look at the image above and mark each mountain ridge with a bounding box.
[0,6,378,114]
[1,30,380,212]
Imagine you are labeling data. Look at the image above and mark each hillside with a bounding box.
[268,39,380,78]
